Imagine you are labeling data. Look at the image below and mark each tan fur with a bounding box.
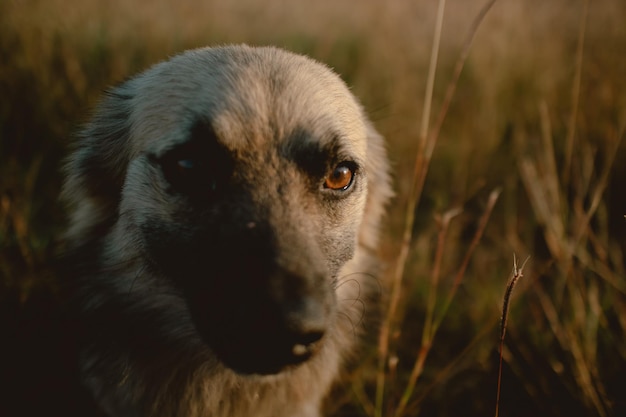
[62,45,392,417]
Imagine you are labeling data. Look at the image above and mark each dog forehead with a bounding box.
[128,46,368,157]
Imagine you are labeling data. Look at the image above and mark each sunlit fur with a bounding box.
[62,45,392,417]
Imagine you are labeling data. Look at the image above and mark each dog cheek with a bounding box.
[320,222,358,275]
[323,193,368,272]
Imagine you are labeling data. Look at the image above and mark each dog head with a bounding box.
[63,45,391,375]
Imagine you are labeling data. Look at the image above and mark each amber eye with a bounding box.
[324,163,355,191]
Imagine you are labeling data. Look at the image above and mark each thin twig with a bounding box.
[495,254,530,417]
[434,187,501,330]
[423,208,463,345]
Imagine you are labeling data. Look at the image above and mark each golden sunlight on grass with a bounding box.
[1,0,625,416]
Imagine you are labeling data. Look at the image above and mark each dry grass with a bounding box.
[495,254,529,417]
[1,0,625,416]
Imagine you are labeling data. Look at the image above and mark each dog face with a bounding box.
[64,46,391,376]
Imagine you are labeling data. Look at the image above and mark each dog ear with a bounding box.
[62,83,134,242]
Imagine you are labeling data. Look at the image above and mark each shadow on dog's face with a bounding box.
[68,46,380,375]
[141,121,365,374]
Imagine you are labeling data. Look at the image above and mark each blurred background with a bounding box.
[1,0,625,416]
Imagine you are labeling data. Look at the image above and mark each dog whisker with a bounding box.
[127,264,147,295]
[62,45,391,417]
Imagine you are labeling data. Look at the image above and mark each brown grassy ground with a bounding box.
[1,0,625,416]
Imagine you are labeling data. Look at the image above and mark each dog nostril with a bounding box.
[287,318,326,358]
[283,300,327,359]
[294,326,323,344]
[290,329,325,358]
[298,328,324,345]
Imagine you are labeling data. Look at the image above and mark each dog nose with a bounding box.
[284,298,327,357]
[290,320,325,355]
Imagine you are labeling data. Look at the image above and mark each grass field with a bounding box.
[1,0,625,416]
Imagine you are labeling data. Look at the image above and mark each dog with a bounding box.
[61,45,392,417]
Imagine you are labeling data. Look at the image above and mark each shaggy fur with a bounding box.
[62,45,391,417]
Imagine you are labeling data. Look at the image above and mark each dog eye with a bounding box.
[324,162,355,191]
[155,121,234,199]
[174,159,219,189]
[159,154,224,197]
[177,159,194,170]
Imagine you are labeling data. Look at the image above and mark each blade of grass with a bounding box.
[376,1,499,415]
[562,0,589,184]
[539,101,563,239]
[395,188,500,417]
[495,254,529,417]
[374,1,447,415]
[389,208,461,417]
[406,320,497,416]
[572,131,623,250]
[532,280,610,417]
[422,208,463,347]
[433,188,501,333]
[428,0,499,159]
